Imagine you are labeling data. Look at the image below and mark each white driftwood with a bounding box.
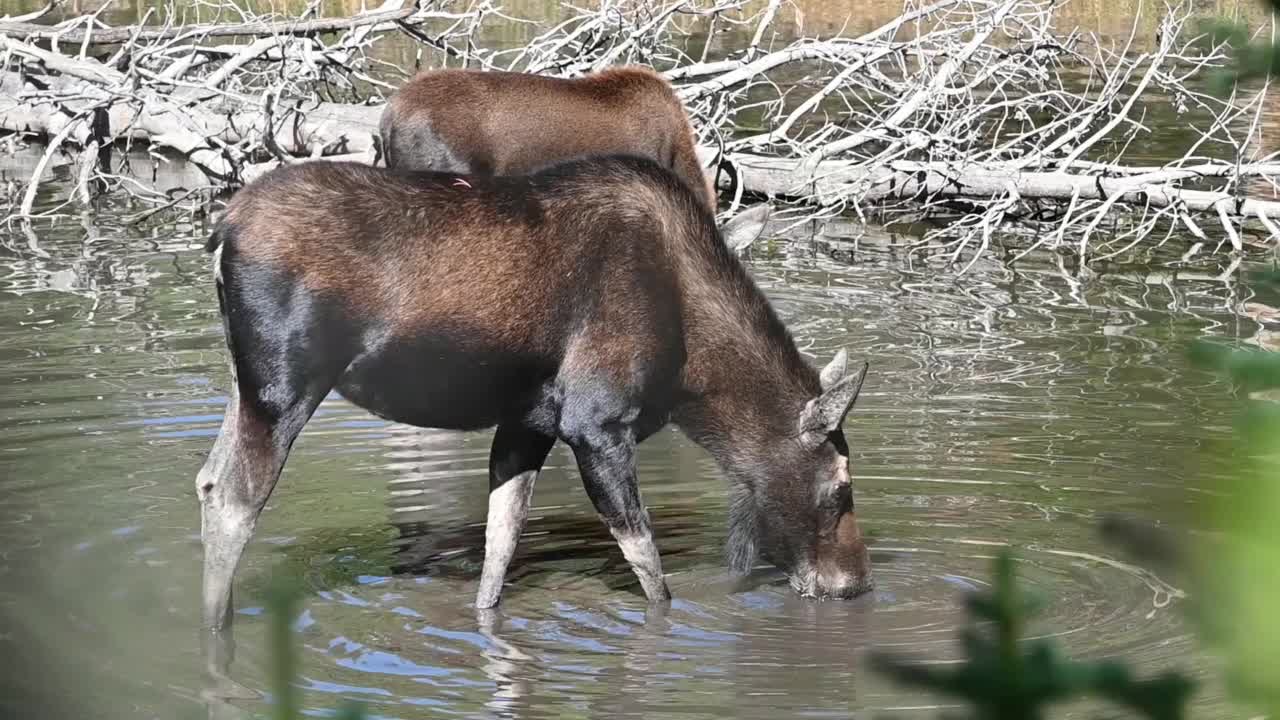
[0,67,381,180]
[705,151,1280,226]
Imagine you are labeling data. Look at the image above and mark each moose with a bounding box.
[378,65,774,246]
[196,154,872,630]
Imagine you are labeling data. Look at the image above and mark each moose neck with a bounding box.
[670,249,821,485]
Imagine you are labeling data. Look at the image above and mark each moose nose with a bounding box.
[814,511,873,599]
[818,570,875,599]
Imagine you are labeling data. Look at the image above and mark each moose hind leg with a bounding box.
[476,424,556,609]
[566,420,671,603]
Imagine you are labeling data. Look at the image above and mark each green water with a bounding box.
[0,175,1259,717]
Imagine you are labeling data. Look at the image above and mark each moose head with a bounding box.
[728,351,873,599]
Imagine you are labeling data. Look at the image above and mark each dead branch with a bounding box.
[1,0,65,24]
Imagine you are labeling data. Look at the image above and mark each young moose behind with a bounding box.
[197,156,871,630]
[380,66,719,212]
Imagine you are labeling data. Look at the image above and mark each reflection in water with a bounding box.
[0,167,1257,718]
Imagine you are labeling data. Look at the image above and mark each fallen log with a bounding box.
[706,151,1280,232]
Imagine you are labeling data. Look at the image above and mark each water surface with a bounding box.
[0,193,1256,718]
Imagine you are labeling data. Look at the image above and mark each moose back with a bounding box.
[380,66,718,211]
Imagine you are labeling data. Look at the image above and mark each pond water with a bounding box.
[0,176,1260,718]
[2,0,1276,717]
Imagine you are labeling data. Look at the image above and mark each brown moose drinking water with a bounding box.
[196,155,872,632]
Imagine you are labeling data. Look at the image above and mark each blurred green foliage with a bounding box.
[264,577,367,720]
[1199,0,1280,92]
[871,552,1196,720]
[1184,270,1280,718]
[1184,0,1280,702]
[1198,18,1277,92]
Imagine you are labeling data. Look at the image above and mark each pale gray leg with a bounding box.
[197,386,318,630]
[196,390,264,632]
[475,424,555,609]
[613,526,671,603]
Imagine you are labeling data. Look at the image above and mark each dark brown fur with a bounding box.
[379,66,718,212]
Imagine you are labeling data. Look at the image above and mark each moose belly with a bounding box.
[335,335,554,432]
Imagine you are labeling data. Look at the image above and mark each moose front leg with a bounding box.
[568,426,672,603]
[477,423,556,609]
[197,379,327,632]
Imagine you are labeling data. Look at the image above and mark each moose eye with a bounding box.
[818,478,852,513]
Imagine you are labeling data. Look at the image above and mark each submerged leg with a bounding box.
[567,424,671,603]
[196,385,323,632]
[477,424,556,609]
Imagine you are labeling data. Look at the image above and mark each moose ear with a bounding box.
[800,361,869,436]
[721,203,772,252]
[819,349,848,391]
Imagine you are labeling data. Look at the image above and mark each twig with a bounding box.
[18,111,91,218]
[0,0,64,24]
[746,0,783,59]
